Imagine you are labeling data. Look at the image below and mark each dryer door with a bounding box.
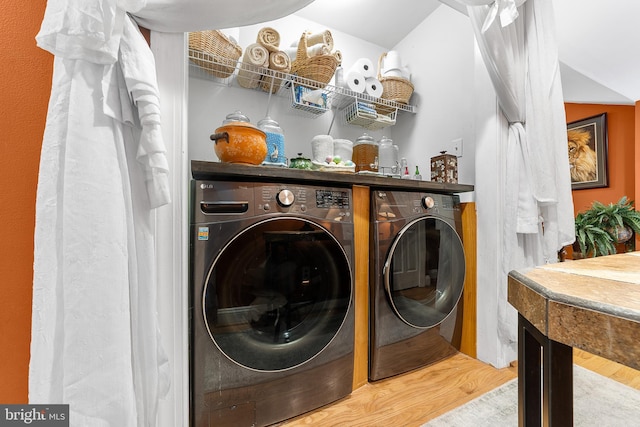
[202,217,352,371]
[383,217,465,328]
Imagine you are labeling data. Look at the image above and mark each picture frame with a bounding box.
[567,113,608,190]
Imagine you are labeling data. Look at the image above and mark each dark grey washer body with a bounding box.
[190,180,354,427]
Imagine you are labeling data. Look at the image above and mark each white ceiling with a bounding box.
[294,0,442,48]
[294,0,639,105]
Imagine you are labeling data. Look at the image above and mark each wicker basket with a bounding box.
[290,31,340,89]
[377,52,414,104]
[189,30,242,79]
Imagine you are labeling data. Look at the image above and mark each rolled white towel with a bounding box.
[236,43,269,89]
[333,50,342,65]
[257,27,280,52]
[260,50,291,93]
[307,43,330,57]
[306,30,334,51]
[288,43,329,60]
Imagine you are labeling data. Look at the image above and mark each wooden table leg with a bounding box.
[518,314,541,426]
[517,314,573,426]
[543,337,573,425]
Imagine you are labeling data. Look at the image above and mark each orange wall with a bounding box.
[565,103,636,214]
[636,101,640,248]
[0,1,51,402]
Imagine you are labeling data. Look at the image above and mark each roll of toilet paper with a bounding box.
[381,68,403,78]
[342,70,365,93]
[350,57,375,78]
[382,51,402,72]
[365,77,383,98]
[311,134,334,163]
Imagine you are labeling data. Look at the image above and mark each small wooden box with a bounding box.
[430,152,458,183]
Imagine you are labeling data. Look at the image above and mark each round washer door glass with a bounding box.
[384,217,465,328]
[203,217,352,371]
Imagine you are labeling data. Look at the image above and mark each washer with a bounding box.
[190,180,354,427]
[369,190,466,381]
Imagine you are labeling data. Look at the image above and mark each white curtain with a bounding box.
[30,1,315,425]
[31,2,171,425]
[458,0,575,358]
[132,0,314,32]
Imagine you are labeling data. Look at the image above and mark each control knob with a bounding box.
[422,196,435,209]
[277,189,295,207]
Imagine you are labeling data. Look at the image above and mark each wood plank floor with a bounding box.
[276,349,640,427]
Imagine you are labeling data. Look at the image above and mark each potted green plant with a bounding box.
[573,211,616,258]
[586,196,640,243]
[573,196,640,258]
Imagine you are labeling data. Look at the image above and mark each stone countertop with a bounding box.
[191,161,474,193]
[508,252,640,370]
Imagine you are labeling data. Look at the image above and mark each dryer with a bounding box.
[190,180,355,427]
[369,190,466,381]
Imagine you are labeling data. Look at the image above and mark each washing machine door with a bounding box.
[383,216,465,329]
[202,217,352,372]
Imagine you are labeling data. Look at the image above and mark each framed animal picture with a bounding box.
[567,113,608,190]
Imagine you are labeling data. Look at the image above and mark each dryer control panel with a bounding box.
[373,190,460,221]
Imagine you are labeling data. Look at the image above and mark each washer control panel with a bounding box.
[261,185,350,217]
[276,189,295,207]
[316,189,351,209]
[193,180,351,222]
[422,196,435,209]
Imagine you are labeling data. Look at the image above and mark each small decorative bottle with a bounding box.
[400,158,411,179]
[413,165,422,180]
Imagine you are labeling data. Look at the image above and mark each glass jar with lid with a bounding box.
[378,136,399,175]
[223,110,251,124]
[257,116,286,166]
[352,133,379,173]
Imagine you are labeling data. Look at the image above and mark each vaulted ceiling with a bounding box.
[294,0,639,105]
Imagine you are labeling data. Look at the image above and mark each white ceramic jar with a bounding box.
[311,134,334,163]
[333,139,353,163]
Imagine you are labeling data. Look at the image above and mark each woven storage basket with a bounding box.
[376,52,414,113]
[290,31,340,89]
[189,30,242,79]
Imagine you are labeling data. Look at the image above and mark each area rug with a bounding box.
[423,365,640,426]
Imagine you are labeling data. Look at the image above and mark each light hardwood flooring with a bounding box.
[277,350,640,427]
[573,348,640,389]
